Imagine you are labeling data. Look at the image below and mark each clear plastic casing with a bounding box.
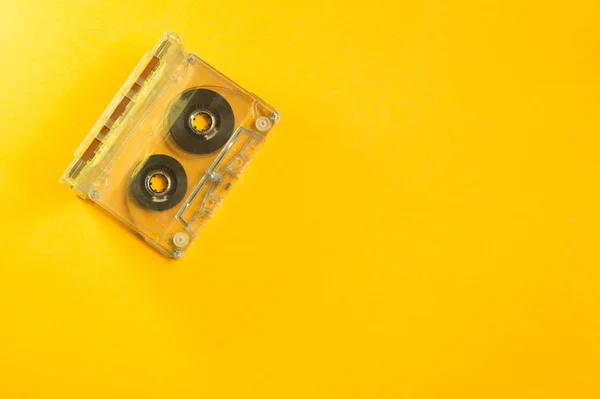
[60,31,279,258]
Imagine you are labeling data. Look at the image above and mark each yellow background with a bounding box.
[0,0,599,398]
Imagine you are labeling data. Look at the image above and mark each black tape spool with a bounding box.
[169,88,235,154]
[130,154,188,211]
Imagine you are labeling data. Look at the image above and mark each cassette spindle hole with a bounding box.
[145,171,171,196]
[189,109,216,136]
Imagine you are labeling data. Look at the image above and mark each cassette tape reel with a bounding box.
[60,31,279,258]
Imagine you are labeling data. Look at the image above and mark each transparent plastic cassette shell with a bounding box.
[60,31,279,258]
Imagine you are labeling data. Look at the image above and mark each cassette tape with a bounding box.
[60,31,279,258]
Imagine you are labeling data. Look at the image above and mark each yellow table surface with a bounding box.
[1,1,599,398]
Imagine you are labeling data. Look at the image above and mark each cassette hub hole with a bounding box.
[190,110,216,135]
[145,172,171,196]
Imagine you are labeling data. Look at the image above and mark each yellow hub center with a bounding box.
[149,173,169,194]
[192,111,213,133]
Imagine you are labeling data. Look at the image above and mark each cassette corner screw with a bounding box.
[208,171,221,182]
[173,249,185,259]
